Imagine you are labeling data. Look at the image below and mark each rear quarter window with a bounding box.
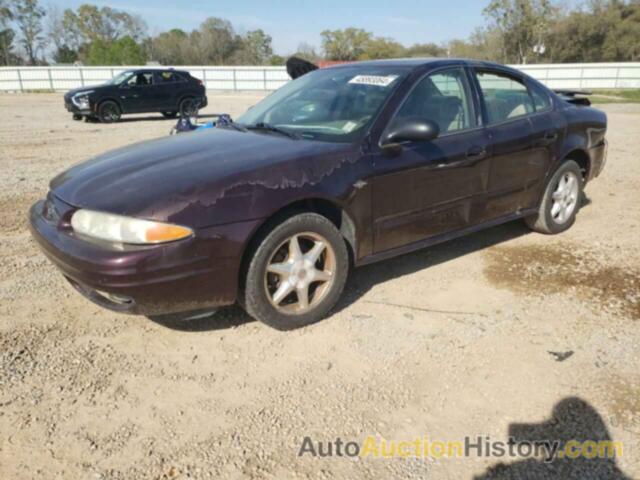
[529,81,552,112]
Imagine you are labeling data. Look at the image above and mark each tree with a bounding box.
[0,0,15,65]
[321,28,372,60]
[47,5,77,64]
[86,35,144,65]
[405,42,447,58]
[149,28,188,65]
[484,0,554,63]
[360,37,405,59]
[14,0,46,65]
[233,29,273,64]
[194,17,238,64]
[64,4,146,44]
[292,42,319,61]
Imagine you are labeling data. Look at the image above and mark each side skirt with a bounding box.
[355,208,537,267]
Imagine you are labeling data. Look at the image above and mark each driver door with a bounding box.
[371,67,491,253]
[119,72,156,112]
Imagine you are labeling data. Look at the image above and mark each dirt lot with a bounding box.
[1,93,639,479]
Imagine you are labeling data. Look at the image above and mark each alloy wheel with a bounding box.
[551,171,579,224]
[264,232,336,314]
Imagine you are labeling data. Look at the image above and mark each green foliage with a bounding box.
[268,54,285,66]
[590,89,640,103]
[86,35,144,65]
[544,1,640,62]
[52,44,77,64]
[405,42,447,58]
[321,28,372,61]
[232,29,273,65]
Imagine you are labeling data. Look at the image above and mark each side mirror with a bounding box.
[383,117,440,145]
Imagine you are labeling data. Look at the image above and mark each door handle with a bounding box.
[466,147,487,160]
[544,131,558,141]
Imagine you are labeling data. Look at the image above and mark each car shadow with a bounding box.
[147,305,254,332]
[474,396,631,479]
[334,219,531,314]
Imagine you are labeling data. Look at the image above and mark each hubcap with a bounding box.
[551,172,579,224]
[264,232,336,314]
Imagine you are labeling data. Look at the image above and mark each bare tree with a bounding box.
[13,0,46,65]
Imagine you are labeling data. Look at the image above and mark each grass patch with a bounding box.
[590,89,640,104]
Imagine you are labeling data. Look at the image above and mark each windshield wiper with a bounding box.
[218,121,247,132]
[245,122,301,140]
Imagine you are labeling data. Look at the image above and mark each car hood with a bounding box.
[50,128,357,227]
[64,84,109,99]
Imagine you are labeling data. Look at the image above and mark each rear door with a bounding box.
[153,71,184,111]
[472,69,545,219]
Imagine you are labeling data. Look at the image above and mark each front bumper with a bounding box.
[29,194,259,316]
[64,99,91,115]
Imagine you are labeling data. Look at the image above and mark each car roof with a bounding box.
[324,57,517,72]
[128,68,190,74]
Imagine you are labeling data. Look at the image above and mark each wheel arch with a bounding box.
[96,96,122,112]
[237,197,357,289]
[562,148,590,180]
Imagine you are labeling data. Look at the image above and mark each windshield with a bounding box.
[236,66,411,143]
[108,70,133,85]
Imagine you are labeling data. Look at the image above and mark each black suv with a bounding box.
[64,69,207,123]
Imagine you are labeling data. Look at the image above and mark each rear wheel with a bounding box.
[179,97,198,117]
[525,159,583,234]
[97,100,121,123]
[162,111,178,118]
[242,213,349,330]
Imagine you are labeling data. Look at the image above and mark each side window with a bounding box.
[529,81,552,112]
[156,71,185,84]
[395,68,474,134]
[476,71,534,124]
[127,72,154,87]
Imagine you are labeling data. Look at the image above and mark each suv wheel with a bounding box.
[525,159,583,234]
[97,100,121,123]
[242,213,349,330]
[179,97,198,117]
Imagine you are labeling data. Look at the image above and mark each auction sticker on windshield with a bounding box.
[348,75,399,87]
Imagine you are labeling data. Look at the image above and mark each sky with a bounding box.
[51,0,489,54]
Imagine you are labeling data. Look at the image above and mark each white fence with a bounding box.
[1,62,640,92]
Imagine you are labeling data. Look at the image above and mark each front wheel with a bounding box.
[242,213,349,330]
[525,159,583,234]
[97,100,121,123]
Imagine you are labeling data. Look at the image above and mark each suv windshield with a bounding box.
[236,66,411,143]
[108,70,134,85]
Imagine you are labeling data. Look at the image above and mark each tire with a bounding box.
[525,159,583,234]
[179,97,198,117]
[242,213,349,330]
[72,113,83,121]
[162,111,178,118]
[97,100,121,123]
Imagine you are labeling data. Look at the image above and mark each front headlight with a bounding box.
[71,209,193,245]
[72,90,93,109]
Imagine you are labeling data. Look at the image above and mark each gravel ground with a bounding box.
[0,93,639,479]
